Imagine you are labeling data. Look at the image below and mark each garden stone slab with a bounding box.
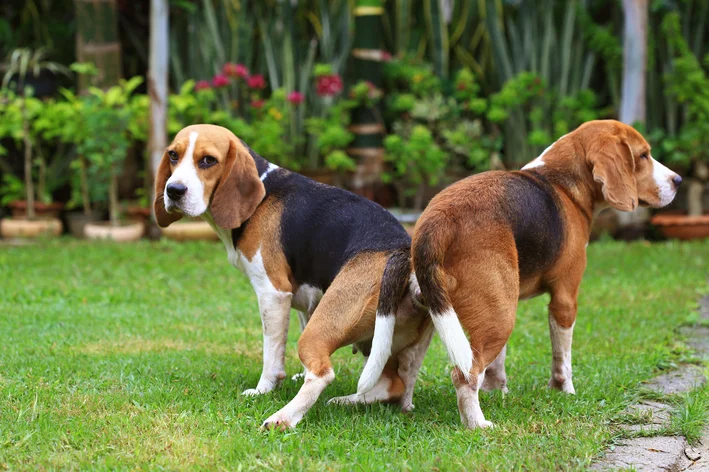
[591,436,688,471]
[644,364,706,395]
[680,326,709,360]
[622,400,673,433]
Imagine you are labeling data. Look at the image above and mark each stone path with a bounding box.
[592,296,709,471]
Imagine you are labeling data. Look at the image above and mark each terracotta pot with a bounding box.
[65,211,104,239]
[161,220,219,241]
[125,206,151,223]
[0,217,63,238]
[84,221,145,242]
[8,201,64,219]
[651,212,709,240]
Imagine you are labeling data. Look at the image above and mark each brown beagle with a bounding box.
[406,120,681,428]
[154,124,432,429]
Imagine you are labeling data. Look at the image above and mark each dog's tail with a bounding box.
[356,248,411,394]
[412,216,473,382]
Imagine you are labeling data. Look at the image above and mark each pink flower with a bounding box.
[194,80,211,91]
[287,91,305,105]
[381,51,392,62]
[235,64,249,79]
[247,74,266,90]
[316,74,343,97]
[251,99,265,109]
[223,62,249,79]
[211,73,230,88]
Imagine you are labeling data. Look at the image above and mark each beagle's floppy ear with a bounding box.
[210,138,266,229]
[587,135,638,212]
[153,153,183,227]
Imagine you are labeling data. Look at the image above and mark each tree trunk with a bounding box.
[149,0,169,179]
[616,0,649,238]
[620,0,648,124]
[79,155,91,215]
[349,0,385,199]
[109,165,119,227]
[22,99,35,220]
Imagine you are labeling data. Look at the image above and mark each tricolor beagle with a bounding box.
[405,120,681,428]
[154,124,432,429]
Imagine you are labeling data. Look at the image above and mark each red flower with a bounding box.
[247,74,266,90]
[316,74,343,97]
[223,62,250,79]
[222,62,237,77]
[251,99,265,109]
[194,80,211,91]
[287,91,305,105]
[457,82,467,91]
[381,51,392,62]
[212,73,230,88]
[235,64,249,78]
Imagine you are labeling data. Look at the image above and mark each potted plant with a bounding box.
[34,83,107,238]
[0,49,69,238]
[650,14,709,240]
[80,77,145,241]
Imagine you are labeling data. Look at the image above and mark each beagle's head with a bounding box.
[154,124,265,229]
[578,120,681,212]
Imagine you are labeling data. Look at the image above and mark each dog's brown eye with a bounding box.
[640,153,648,160]
[168,150,178,163]
[200,155,218,168]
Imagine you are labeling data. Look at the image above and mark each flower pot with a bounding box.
[161,220,219,241]
[8,200,64,219]
[126,206,151,224]
[0,217,63,238]
[651,212,709,240]
[84,221,145,242]
[66,211,104,239]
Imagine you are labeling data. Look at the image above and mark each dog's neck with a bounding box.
[522,137,600,232]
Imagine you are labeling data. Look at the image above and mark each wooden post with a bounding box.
[349,0,385,199]
[617,0,650,236]
[149,0,169,177]
[620,0,648,125]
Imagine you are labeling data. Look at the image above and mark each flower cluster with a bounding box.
[315,74,343,97]
[193,63,269,92]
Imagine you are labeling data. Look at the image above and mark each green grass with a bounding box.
[0,239,707,470]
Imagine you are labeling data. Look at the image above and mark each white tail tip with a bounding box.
[432,308,473,381]
[357,313,396,394]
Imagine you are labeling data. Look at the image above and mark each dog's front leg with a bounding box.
[243,290,293,396]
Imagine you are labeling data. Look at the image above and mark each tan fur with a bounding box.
[153,125,265,229]
[154,155,183,227]
[235,197,293,293]
[413,120,680,427]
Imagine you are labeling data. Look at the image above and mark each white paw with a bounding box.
[291,372,305,382]
[476,420,494,429]
[327,394,359,406]
[261,413,294,431]
[401,402,415,413]
[242,388,269,396]
[548,377,575,394]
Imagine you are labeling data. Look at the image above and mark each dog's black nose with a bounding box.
[166,182,187,200]
[673,175,683,188]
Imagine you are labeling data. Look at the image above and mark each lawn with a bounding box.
[0,238,707,470]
